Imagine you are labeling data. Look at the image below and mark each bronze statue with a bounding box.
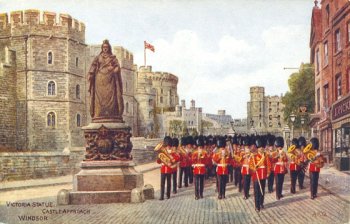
[88,40,124,123]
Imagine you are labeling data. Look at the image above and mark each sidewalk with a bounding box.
[0,162,160,192]
[307,164,350,203]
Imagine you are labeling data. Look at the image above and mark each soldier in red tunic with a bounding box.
[191,136,209,200]
[273,136,288,200]
[171,138,180,194]
[178,136,192,188]
[212,137,231,199]
[308,137,324,199]
[249,137,271,212]
[241,135,252,200]
[298,137,307,189]
[287,138,300,194]
[157,136,178,200]
[266,134,276,193]
[232,135,243,192]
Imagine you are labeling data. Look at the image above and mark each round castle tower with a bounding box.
[0,10,87,150]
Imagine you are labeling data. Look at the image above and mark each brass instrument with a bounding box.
[287,145,296,153]
[154,142,177,169]
[303,143,312,154]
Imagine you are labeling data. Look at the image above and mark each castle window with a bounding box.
[149,99,153,106]
[75,57,79,67]
[76,114,81,127]
[76,84,80,99]
[47,51,53,64]
[126,102,129,113]
[48,81,56,95]
[269,122,272,127]
[161,89,163,94]
[47,112,56,128]
[125,81,128,92]
[160,96,163,104]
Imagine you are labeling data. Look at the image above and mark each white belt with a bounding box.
[217,164,227,167]
[257,166,266,168]
[275,162,284,165]
[242,165,249,167]
[193,164,205,167]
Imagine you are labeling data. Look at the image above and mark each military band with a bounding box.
[154,133,326,211]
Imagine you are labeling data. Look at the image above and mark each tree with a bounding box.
[282,63,315,129]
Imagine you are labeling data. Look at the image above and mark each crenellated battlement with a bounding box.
[150,72,178,84]
[0,10,85,31]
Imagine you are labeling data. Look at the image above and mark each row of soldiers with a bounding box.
[155,134,324,212]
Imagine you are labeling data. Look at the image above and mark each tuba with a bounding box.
[154,142,177,169]
[287,145,297,160]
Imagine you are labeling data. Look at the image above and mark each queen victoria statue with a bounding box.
[88,39,124,123]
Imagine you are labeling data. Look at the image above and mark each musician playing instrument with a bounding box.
[178,136,192,188]
[212,137,231,199]
[241,136,252,200]
[297,137,308,189]
[156,136,179,200]
[307,137,324,199]
[287,138,301,194]
[273,136,288,200]
[171,138,181,194]
[191,136,209,200]
[266,135,277,193]
[249,137,271,212]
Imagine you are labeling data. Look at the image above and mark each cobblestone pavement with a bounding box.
[0,169,349,224]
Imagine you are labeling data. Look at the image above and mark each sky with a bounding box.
[0,0,315,118]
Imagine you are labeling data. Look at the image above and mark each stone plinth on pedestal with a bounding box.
[69,161,144,204]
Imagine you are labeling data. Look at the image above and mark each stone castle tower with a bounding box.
[136,66,179,137]
[0,10,87,150]
[247,86,284,135]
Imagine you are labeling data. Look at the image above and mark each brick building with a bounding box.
[309,0,350,170]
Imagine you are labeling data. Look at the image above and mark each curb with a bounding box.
[0,163,161,192]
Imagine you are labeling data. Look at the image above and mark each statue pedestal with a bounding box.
[62,122,153,204]
[69,161,144,204]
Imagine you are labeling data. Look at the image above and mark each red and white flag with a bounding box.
[144,41,155,52]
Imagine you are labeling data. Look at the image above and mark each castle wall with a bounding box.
[0,47,17,148]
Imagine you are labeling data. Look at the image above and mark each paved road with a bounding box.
[0,169,349,224]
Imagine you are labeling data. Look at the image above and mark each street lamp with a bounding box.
[283,125,291,149]
[290,112,296,139]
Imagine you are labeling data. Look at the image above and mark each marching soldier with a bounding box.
[266,134,276,193]
[178,136,191,188]
[232,135,243,192]
[156,136,177,200]
[249,137,271,212]
[287,138,300,194]
[274,136,288,200]
[308,137,324,199]
[188,136,195,184]
[298,136,307,189]
[192,136,209,200]
[212,137,231,199]
[241,135,252,200]
[227,136,234,183]
[171,138,180,194]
